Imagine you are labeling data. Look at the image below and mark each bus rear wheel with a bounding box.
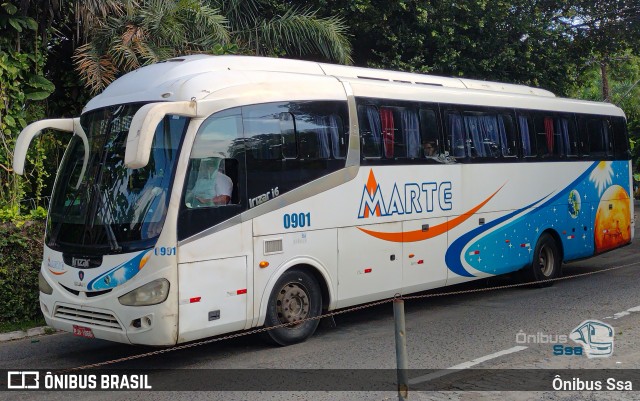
[526,233,561,287]
[263,269,322,346]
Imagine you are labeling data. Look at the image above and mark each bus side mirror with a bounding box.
[14,118,89,189]
[13,118,76,175]
[124,101,197,169]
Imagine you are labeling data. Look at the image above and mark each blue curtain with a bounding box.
[466,116,483,157]
[449,113,465,157]
[555,118,570,156]
[464,115,500,157]
[401,109,420,157]
[519,116,531,156]
[366,106,382,156]
[497,116,508,156]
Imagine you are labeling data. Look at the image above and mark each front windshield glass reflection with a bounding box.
[46,103,187,254]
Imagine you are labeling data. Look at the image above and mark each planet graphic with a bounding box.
[568,189,581,219]
[594,185,631,253]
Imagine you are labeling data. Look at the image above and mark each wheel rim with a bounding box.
[276,282,310,326]
[538,244,555,277]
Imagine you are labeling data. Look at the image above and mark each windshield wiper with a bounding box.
[90,183,122,252]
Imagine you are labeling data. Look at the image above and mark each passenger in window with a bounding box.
[423,141,437,157]
[187,157,232,207]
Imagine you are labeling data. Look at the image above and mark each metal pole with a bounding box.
[393,297,409,401]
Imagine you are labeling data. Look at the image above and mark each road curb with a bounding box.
[0,326,57,342]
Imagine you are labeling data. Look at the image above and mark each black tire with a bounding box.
[525,233,561,287]
[262,269,322,346]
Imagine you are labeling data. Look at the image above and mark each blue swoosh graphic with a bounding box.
[445,162,600,277]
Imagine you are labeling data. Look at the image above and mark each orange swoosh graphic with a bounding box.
[358,184,505,242]
[48,269,67,275]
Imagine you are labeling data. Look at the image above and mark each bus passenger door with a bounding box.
[337,223,402,307]
[402,217,448,294]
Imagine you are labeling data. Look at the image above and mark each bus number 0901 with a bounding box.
[154,247,176,256]
[283,213,311,229]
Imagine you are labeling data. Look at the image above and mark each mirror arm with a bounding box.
[13,119,75,175]
[72,118,90,189]
[124,101,197,169]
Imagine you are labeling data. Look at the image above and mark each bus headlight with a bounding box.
[39,271,53,295]
[118,278,170,306]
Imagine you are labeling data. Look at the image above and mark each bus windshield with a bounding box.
[46,103,188,255]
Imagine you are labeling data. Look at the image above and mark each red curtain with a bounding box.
[380,108,394,158]
[544,117,554,153]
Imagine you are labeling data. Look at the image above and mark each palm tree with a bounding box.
[74,0,352,94]
[74,0,229,94]
[214,0,352,64]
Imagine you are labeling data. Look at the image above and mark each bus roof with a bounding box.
[83,55,623,117]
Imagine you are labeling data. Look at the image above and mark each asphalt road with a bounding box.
[2,204,639,401]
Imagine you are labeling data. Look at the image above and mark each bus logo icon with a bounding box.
[570,320,614,358]
[7,371,39,389]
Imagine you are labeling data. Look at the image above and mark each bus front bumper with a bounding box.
[40,293,177,346]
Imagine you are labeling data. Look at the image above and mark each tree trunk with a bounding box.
[601,62,610,102]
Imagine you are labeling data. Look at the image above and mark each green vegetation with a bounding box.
[74,0,352,94]
[0,318,46,334]
[0,221,45,325]
[307,0,640,190]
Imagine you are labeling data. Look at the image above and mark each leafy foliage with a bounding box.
[0,221,45,324]
[570,54,640,179]
[74,0,230,94]
[74,0,352,94]
[0,3,56,211]
[214,0,352,63]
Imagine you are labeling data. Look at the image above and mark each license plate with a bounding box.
[72,325,95,338]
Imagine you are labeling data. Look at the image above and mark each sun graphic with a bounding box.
[594,185,631,253]
[589,161,613,196]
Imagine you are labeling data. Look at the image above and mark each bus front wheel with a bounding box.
[526,233,561,287]
[262,269,322,346]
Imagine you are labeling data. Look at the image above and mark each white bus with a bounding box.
[15,55,634,346]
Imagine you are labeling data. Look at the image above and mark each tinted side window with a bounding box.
[244,106,292,160]
[500,114,518,157]
[563,116,579,156]
[446,108,515,159]
[612,117,629,160]
[178,108,246,240]
[583,117,613,157]
[532,114,554,156]
[419,108,441,158]
[358,104,424,160]
[185,115,243,208]
[358,105,382,158]
[295,106,347,160]
[463,111,508,158]
[244,101,348,209]
[358,99,445,163]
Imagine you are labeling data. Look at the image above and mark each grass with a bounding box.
[0,318,47,334]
